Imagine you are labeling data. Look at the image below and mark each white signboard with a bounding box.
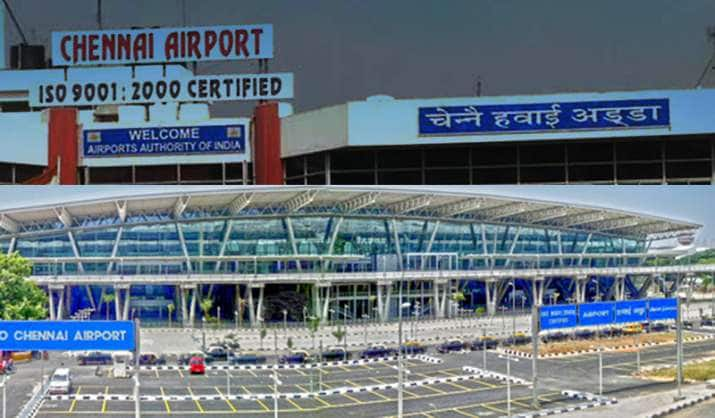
[29,73,294,107]
[52,25,273,66]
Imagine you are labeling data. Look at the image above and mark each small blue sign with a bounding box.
[83,124,246,158]
[539,304,577,330]
[579,302,615,327]
[614,300,648,324]
[0,321,135,351]
[419,98,670,136]
[648,298,678,321]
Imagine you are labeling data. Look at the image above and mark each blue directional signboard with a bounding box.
[0,321,135,351]
[539,304,578,330]
[577,302,615,327]
[648,298,678,321]
[614,300,648,324]
[83,124,246,158]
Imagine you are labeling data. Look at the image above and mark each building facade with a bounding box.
[0,187,708,325]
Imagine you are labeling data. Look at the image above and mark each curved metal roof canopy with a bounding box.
[0,186,700,240]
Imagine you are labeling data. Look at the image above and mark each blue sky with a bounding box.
[0,186,712,245]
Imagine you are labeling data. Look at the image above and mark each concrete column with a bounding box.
[432,281,439,318]
[180,286,188,325]
[189,286,197,327]
[246,285,256,326]
[383,283,392,320]
[439,281,448,318]
[377,284,384,322]
[321,286,331,320]
[48,287,56,320]
[122,287,131,320]
[533,277,544,306]
[486,280,498,316]
[114,287,121,320]
[57,287,65,320]
[256,286,265,323]
[312,284,321,318]
[65,285,72,317]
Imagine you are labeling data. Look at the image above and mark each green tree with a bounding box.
[474,306,486,317]
[259,326,267,350]
[332,326,347,351]
[287,337,294,350]
[200,297,213,321]
[308,316,320,350]
[101,293,115,320]
[167,303,175,328]
[0,253,47,319]
[452,292,466,303]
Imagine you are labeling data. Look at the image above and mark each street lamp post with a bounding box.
[2,374,7,418]
[272,368,280,418]
[676,290,685,400]
[362,314,369,345]
[234,310,238,330]
[217,306,221,328]
[283,309,288,339]
[201,317,206,352]
[397,301,411,418]
[499,350,519,418]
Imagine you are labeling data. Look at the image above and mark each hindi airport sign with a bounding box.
[83,124,246,158]
[52,25,273,66]
[539,298,678,331]
[30,73,293,107]
[539,304,577,330]
[0,320,135,351]
[418,98,670,136]
[614,300,648,324]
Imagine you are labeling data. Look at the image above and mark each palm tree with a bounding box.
[167,303,175,328]
[200,297,213,321]
[101,293,115,320]
[308,316,320,350]
[259,326,267,350]
[332,326,347,351]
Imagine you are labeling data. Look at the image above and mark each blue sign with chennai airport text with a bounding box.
[83,124,246,158]
[419,98,670,136]
[614,300,648,324]
[578,302,615,327]
[539,304,577,330]
[0,321,135,351]
[649,298,678,321]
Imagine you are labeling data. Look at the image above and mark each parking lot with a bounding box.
[32,352,598,418]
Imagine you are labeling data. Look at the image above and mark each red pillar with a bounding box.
[48,108,79,185]
[253,102,283,185]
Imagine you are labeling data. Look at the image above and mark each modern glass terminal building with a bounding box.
[0,187,708,325]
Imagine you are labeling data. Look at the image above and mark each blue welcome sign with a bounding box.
[0,321,135,351]
[419,98,670,136]
[83,124,246,158]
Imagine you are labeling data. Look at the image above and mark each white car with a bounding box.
[48,368,72,395]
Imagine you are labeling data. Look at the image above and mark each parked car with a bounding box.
[48,368,72,395]
[622,324,643,335]
[77,351,113,366]
[205,345,230,362]
[360,345,397,359]
[400,341,427,355]
[229,352,267,365]
[280,350,311,365]
[700,318,714,327]
[321,346,350,361]
[542,332,568,343]
[178,352,205,366]
[575,329,595,340]
[607,327,623,337]
[471,336,498,350]
[504,333,531,345]
[139,352,167,366]
[189,356,206,374]
[437,339,466,353]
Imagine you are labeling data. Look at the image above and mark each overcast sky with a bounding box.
[0,186,712,245]
[6,0,715,115]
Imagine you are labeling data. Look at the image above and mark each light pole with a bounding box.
[272,368,281,418]
[397,301,411,418]
[675,289,685,400]
[498,351,519,418]
[234,310,238,330]
[201,317,206,352]
[226,369,231,397]
[283,309,288,339]
[362,314,369,345]
[217,306,221,328]
[2,374,7,418]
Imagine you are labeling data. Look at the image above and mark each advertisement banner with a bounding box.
[0,321,135,351]
[83,124,246,158]
[418,99,670,136]
[614,300,648,324]
[30,73,293,107]
[648,298,678,321]
[52,25,273,66]
[578,301,615,327]
[539,304,578,330]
